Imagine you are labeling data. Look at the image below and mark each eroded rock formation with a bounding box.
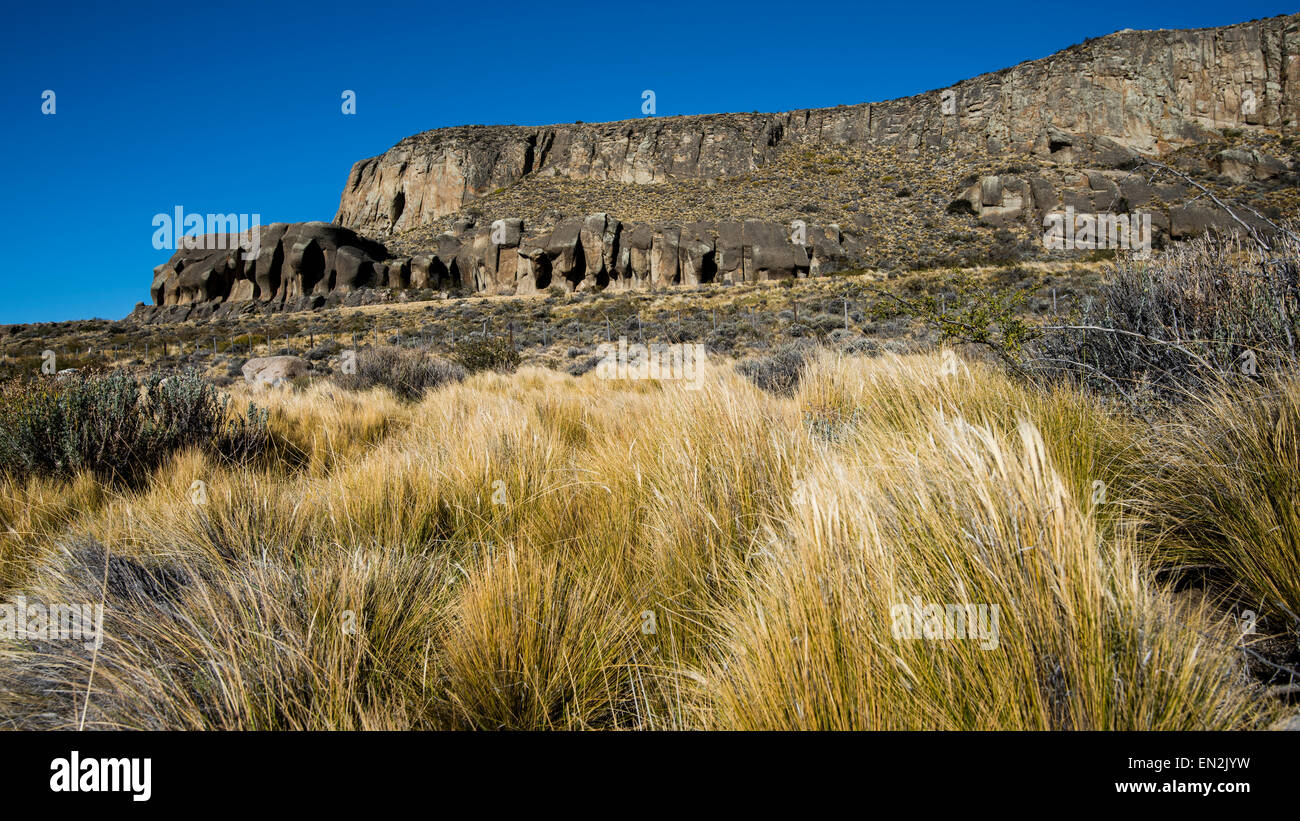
[141,214,859,320]
[335,14,1300,236]
[143,14,1300,318]
[150,222,389,308]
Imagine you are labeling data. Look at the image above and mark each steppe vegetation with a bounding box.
[1,231,1298,730]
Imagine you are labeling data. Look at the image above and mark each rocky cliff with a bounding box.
[335,14,1300,236]
[140,212,857,324]
[143,14,1300,318]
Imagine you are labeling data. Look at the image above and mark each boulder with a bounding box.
[808,224,846,276]
[1213,148,1289,183]
[253,223,288,303]
[433,233,463,289]
[1118,178,1155,209]
[1170,204,1233,239]
[1028,177,1058,216]
[455,230,497,292]
[334,246,373,291]
[515,241,550,294]
[743,221,806,281]
[409,255,434,289]
[491,217,524,247]
[387,257,412,290]
[241,355,309,387]
[980,175,1002,207]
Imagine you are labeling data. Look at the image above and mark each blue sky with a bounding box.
[1,0,1293,324]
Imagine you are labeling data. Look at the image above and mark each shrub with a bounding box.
[566,355,601,377]
[451,337,521,374]
[735,343,812,396]
[306,339,341,361]
[0,371,268,485]
[1034,229,1300,402]
[334,345,467,401]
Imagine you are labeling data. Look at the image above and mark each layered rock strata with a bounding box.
[335,15,1300,236]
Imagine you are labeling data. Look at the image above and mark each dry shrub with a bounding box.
[334,345,466,401]
[1037,229,1300,402]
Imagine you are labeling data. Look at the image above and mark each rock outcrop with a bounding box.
[150,222,388,308]
[143,14,1300,318]
[336,15,1300,237]
[144,214,860,315]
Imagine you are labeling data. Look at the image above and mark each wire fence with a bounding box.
[1,287,1074,373]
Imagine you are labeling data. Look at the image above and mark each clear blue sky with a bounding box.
[0,0,1292,324]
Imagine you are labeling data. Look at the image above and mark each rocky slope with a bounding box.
[141,13,1300,319]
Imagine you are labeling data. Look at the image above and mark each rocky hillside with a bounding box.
[139,13,1300,320]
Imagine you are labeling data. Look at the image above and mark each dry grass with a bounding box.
[0,351,1283,729]
[1131,375,1300,630]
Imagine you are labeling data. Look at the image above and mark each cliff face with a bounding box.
[335,14,1300,237]
[142,14,1300,319]
[140,212,861,324]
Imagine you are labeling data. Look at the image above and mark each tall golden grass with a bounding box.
[1130,375,1300,627]
[0,352,1285,729]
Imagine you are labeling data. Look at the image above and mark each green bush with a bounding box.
[0,371,269,485]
